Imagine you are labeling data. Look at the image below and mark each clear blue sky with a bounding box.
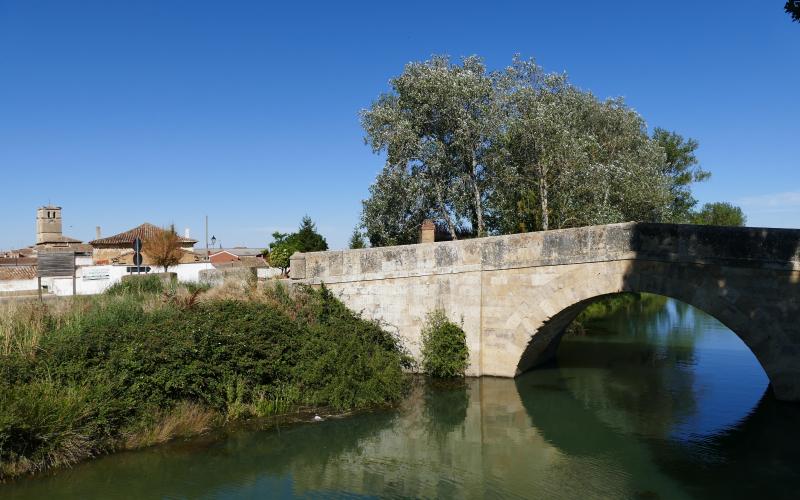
[1,1,798,251]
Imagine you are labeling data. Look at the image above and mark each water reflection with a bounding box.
[5,297,798,499]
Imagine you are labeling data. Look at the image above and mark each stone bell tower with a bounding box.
[36,205,63,244]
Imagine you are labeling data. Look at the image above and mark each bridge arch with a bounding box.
[291,222,800,401]
[508,260,794,400]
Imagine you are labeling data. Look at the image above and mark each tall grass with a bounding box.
[0,279,410,480]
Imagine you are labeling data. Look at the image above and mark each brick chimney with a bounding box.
[420,219,435,243]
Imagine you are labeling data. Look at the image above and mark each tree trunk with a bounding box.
[471,157,484,237]
[537,163,549,231]
[434,182,458,240]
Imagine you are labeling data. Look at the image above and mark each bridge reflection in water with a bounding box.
[5,298,800,499]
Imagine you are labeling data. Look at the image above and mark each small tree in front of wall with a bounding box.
[268,244,294,277]
[420,309,469,378]
[143,225,183,274]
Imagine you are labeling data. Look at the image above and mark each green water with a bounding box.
[5,297,800,499]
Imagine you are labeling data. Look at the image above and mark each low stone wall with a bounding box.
[291,222,800,285]
[121,272,177,285]
[199,267,257,287]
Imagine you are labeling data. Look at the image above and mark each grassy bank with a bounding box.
[0,276,410,480]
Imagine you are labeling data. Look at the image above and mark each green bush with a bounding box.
[420,310,469,378]
[104,274,165,296]
[0,284,409,479]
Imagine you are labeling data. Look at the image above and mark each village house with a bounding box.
[1,206,91,268]
[89,223,199,265]
[207,247,267,266]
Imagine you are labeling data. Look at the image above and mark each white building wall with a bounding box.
[0,278,38,293]
[40,262,215,296]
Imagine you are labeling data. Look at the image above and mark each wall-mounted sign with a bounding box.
[126,266,151,273]
[82,266,111,281]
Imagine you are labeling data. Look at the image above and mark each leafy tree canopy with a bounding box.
[348,228,367,249]
[787,1,800,22]
[267,216,328,275]
[652,128,711,222]
[360,55,742,246]
[691,202,747,227]
[294,216,329,253]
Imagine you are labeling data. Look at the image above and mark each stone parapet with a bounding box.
[291,222,800,284]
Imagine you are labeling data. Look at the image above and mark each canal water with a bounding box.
[5,295,800,499]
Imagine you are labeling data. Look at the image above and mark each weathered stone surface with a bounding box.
[291,222,800,401]
[199,267,256,287]
[121,272,176,285]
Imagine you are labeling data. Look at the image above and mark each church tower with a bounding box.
[36,205,63,244]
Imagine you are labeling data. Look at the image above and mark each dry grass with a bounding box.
[0,296,124,357]
[0,301,49,357]
[198,276,259,303]
[0,279,309,359]
[124,402,218,449]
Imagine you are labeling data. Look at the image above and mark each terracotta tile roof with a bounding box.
[89,223,197,247]
[209,248,266,257]
[14,247,37,257]
[37,235,82,244]
[0,266,37,280]
[0,257,37,266]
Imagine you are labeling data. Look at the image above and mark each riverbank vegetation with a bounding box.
[0,276,409,480]
[359,55,744,246]
[420,310,469,378]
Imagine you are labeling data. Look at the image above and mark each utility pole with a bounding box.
[205,215,209,261]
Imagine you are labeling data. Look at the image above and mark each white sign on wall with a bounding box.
[81,266,111,281]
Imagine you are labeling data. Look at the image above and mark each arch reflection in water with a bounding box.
[4,297,800,499]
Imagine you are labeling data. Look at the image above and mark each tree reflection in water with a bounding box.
[423,378,470,442]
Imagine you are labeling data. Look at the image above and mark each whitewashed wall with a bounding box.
[42,262,215,296]
[0,278,38,293]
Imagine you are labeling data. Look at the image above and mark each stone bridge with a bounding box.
[290,223,800,401]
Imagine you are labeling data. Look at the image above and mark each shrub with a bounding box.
[420,310,469,378]
[105,274,164,296]
[0,283,409,479]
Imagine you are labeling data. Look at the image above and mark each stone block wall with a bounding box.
[290,222,800,399]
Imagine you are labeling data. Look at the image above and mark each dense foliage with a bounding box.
[787,1,800,22]
[360,55,744,245]
[267,216,328,275]
[0,282,408,479]
[691,202,747,227]
[420,310,469,378]
[348,228,367,249]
